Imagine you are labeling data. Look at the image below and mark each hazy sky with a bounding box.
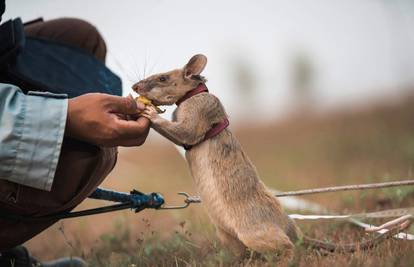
[4,0,414,122]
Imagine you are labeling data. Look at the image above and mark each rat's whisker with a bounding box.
[133,63,141,81]
[134,56,144,81]
[148,57,158,77]
[124,47,143,82]
[108,51,136,83]
[143,54,148,79]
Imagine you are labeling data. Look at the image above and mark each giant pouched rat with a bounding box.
[132,54,405,263]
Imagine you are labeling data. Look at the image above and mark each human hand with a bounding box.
[65,93,150,147]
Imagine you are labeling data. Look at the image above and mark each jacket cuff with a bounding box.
[10,91,68,191]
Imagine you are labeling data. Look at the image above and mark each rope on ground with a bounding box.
[268,194,413,241]
[289,206,414,220]
[274,179,414,197]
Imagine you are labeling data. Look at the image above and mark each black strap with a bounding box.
[0,0,5,23]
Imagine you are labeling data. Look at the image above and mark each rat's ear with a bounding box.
[183,54,207,79]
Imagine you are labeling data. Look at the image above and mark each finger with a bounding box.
[133,98,146,111]
[141,110,152,117]
[147,106,157,113]
[106,95,144,115]
[114,116,150,139]
[127,94,146,111]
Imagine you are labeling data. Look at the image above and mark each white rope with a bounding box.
[365,215,412,232]
[349,218,414,240]
[272,190,414,241]
[289,207,414,220]
[288,208,414,239]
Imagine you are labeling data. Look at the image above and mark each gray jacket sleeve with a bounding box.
[0,83,68,191]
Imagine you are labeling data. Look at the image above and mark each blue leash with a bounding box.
[0,188,200,222]
[89,188,200,210]
[89,188,165,212]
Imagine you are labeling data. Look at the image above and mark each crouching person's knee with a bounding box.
[0,138,117,250]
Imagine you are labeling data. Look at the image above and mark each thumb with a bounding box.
[127,94,146,111]
[107,95,144,115]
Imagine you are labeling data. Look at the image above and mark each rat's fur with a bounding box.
[133,54,403,264]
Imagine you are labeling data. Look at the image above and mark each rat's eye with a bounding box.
[159,76,167,82]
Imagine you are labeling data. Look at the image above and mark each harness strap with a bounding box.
[176,83,230,150]
[175,83,209,106]
[183,118,230,150]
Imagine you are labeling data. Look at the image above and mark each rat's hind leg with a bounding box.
[236,225,294,265]
[216,227,246,256]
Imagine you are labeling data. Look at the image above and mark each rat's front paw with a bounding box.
[141,106,161,122]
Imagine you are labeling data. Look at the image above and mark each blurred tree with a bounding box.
[232,57,256,97]
[230,55,259,120]
[289,51,315,114]
[380,0,414,90]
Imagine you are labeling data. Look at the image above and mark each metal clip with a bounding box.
[158,192,201,210]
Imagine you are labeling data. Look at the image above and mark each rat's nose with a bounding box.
[132,82,142,93]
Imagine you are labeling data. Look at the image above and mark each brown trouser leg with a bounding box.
[0,18,117,251]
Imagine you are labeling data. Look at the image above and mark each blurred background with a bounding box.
[5,0,414,123]
[3,1,414,266]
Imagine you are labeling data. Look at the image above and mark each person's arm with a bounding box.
[0,83,150,191]
[0,83,68,191]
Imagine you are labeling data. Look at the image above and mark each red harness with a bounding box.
[176,83,230,150]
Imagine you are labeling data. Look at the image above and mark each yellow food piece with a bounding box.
[136,95,152,105]
[136,96,165,114]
